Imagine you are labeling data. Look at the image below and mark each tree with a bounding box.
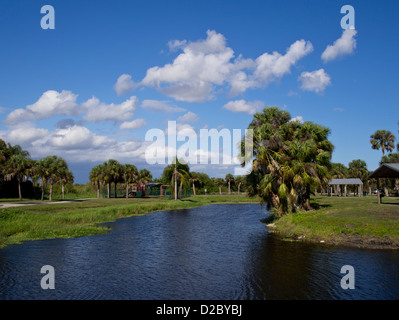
[348,159,368,181]
[190,171,200,196]
[3,154,32,200]
[89,164,103,199]
[122,164,139,198]
[225,173,234,194]
[380,152,399,165]
[57,159,74,200]
[214,178,225,195]
[235,176,246,194]
[370,130,396,155]
[160,158,189,200]
[243,106,333,216]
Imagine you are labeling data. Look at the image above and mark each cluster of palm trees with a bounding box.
[0,139,74,201]
[242,107,334,216]
[89,159,153,199]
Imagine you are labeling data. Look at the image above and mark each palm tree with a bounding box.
[190,172,200,196]
[370,130,396,155]
[214,178,225,195]
[235,176,246,194]
[34,156,54,201]
[225,173,234,194]
[3,154,32,200]
[244,106,333,216]
[59,163,74,200]
[89,164,103,199]
[122,164,139,198]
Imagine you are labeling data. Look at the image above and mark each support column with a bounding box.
[344,184,347,197]
[377,178,381,204]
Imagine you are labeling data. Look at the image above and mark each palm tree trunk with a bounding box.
[174,175,178,200]
[126,184,129,199]
[62,183,65,200]
[228,180,231,194]
[115,182,117,198]
[97,182,100,199]
[49,183,53,201]
[219,186,221,195]
[192,182,196,196]
[18,180,22,201]
[238,183,241,195]
[107,183,110,198]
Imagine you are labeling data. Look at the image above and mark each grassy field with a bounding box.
[270,195,399,249]
[0,194,257,248]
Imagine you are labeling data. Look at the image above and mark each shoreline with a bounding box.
[267,195,399,250]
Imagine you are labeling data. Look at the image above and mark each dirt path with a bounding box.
[0,198,94,209]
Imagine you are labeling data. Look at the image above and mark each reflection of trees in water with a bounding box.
[241,234,340,299]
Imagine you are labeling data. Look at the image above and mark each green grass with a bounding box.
[271,195,399,249]
[0,194,257,248]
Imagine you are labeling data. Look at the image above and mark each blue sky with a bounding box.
[0,0,398,183]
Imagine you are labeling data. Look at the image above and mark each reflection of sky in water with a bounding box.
[0,204,398,300]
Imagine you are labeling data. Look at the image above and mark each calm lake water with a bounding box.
[0,203,398,300]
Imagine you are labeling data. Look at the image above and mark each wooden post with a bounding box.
[377,178,381,204]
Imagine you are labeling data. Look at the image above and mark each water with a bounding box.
[0,203,398,300]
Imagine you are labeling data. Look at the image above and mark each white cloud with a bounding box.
[177,111,199,123]
[290,116,304,123]
[254,39,314,85]
[141,99,186,113]
[222,100,264,115]
[45,125,115,150]
[4,126,49,145]
[5,90,79,125]
[120,118,147,130]
[298,69,331,94]
[321,29,357,63]
[141,30,314,102]
[114,74,139,96]
[83,96,138,123]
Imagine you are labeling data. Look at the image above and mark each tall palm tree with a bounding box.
[89,164,103,199]
[190,172,200,196]
[370,130,396,155]
[59,164,74,200]
[3,154,32,200]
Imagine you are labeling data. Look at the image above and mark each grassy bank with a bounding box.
[269,195,399,249]
[0,195,257,248]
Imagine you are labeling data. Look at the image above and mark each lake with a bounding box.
[0,203,398,299]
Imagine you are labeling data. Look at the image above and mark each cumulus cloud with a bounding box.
[46,125,115,150]
[321,29,357,63]
[5,90,79,125]
[141,30,314,102]
[222,100,264,115]
[141,99,186,113]
[114,74,139,96]
[177,111,199,123]
[4,126,49,145]
[120,118,147,130]
[298,69,331,94]
[83,96,138,123]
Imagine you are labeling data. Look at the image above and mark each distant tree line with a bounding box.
[0,139,74,200]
